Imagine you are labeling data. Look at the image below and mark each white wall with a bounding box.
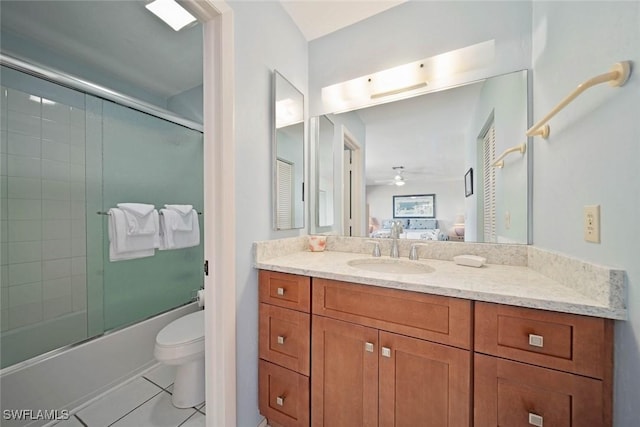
[367,180,463,234]
[230,2,308,426]
[308,1,532,116]
[531,2,639,426]
[466,71,529,243]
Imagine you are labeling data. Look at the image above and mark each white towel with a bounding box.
[108,208,159,261]
[117,203,156,235]
[164,204,194,231]
[159,208,200,250]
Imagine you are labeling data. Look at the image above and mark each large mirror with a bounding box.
[273,70,305,230]
[310,115,335,233]
[319,69,530,244]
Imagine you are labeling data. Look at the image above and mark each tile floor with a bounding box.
[52,364,205,427]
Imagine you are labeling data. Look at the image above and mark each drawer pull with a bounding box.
[365,342,374,353]
[381,347,392,358]
[276,396,285,407]
[277,335,285,345]
[528,412,543,426]
[528,334,544,348]
[276,287,285,296]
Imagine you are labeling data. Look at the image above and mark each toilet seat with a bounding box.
[154,310,204,364]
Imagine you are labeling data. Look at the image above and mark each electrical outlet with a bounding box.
[584,205,600,243]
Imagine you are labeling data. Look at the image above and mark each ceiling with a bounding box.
[281,0,407,40]
[0,0,202,101]
[349,81,485,186]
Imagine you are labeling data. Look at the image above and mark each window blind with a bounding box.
[482,122,496,242]
[276,158,293,229]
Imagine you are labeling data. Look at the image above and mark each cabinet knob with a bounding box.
[276,396,285,407]
[528,412,543,426]
[381,347,392,358]
[365,342,374,353]
[276,287,285,296]
[277,335,285,345]
[528,334,544,348]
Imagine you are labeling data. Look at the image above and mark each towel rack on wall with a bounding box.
[491,143,527,168]
[527,61,632,139]
[97,211,203,215]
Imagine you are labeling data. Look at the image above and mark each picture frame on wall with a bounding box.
[393,194,436,218]
[465,168,473,197]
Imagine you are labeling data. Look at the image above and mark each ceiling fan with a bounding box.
[374,166,409,186]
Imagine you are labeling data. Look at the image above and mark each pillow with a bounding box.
[381,219,394,229]
[420,229,441,240]
[408,219,437,229]
[382,219,410,229]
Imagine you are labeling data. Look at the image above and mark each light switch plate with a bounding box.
[584,205,600,243]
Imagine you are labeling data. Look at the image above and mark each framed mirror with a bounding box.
[310,115,335,233]
[273,70,305,230]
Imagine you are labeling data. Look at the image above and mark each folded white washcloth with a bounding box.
[159,208,200,250]
[164,204,194,231]
[164,204,193,215]
[117,203,157,235]
[108,208,159,261]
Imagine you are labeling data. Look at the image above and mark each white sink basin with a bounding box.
[347,258,434,275]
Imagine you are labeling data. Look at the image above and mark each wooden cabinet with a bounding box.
[474,302,614,427]
[258,271,614,427]
[378,331,471,427]
[259,271,311,427]
[312,278,472,427]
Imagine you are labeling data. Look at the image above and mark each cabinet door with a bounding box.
[474,353,606,427]
[379,331,471,427]
[311,316,378,427]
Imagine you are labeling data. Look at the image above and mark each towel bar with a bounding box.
[97,211,203,215]
[527,61,631,138]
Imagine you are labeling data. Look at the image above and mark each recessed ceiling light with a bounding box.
[145,0,197,31]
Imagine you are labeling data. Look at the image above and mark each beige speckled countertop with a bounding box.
[254,237,627,320]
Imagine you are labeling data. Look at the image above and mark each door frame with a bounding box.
[342,126,364,236]
[183,1,236,426]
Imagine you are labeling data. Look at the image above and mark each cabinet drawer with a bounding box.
[259,270,311,312]
[474,353,607,427]
[259,303,311,375]
[312,278,472,349]
[259,360,310,427]
[475,302,613,379]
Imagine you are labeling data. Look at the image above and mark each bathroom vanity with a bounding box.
[255,238,625,427]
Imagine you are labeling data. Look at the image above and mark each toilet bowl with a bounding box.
[154,310,205,408]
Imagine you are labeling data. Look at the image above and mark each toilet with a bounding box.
[154,310,205,408]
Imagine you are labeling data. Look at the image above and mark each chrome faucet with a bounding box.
[390,220,403,258]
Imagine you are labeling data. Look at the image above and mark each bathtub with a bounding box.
[0,303,198,427]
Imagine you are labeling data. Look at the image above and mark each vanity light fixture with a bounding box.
[492,143,527,168]
[322,40,495,113]
[145,0,197,31]
[371,82,428,100]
